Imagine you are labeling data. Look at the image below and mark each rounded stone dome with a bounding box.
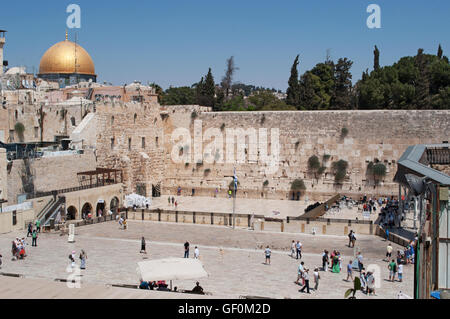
[39,40,95,76]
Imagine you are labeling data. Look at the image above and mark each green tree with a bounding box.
[221,56,239,98]
[374,45,380,71]
[308,155,321,179]
[415,49,431,109]
[330,58,354,109]
[160,86,197,105]
[286,55,300,107]
[14,122,25,142]
[291,179,306,192]
[438,44,443,60]
[332,160,348,183]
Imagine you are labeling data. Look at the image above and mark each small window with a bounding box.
[134,114,137,124]
[12,211,17,226]
[34,127,39,138]
[9,130,14,142]
[142,137,145,149]
[71,117,76,126]
[155,136,159,147]
[128,138,132,151]
[111,138,115,150]
[15,110,18,119]
[111,116,115,125]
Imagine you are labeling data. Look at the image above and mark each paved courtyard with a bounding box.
[152,195,376,221]
[0,220,413,299]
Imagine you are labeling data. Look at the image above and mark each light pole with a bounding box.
[224,168,238,229]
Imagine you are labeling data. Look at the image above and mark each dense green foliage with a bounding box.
[291,179,306,191]
[157,45,449,110]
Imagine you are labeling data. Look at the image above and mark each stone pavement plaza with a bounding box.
[153,195,376,221]
[0,220,412,299]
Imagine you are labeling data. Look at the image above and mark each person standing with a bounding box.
[357,252,364,272]
[388,259,397,282]
[31,229,38,247]
[35,220,41,233]
[140,237,147,254]
[351,232,356,248]
[69,251,76,268]
[27,222,33,237]
[0,253,2,269]
[346,260,353,281]
[295,241,302,259]
[296,262,305,285]
[264,246,271,265]
[290,240,296,258]
[299,269,310,293]
[194,246,200,259]
[313,268,320,291]
[79,250,87,270]
[398,263,403,282]
[175,200,178,210]
[168,196,171,206]
[184,241,190,258]
[386,243,393,261]
[322,250,329,271]
[348,230,353,247]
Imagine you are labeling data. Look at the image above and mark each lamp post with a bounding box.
[224,168,238,229]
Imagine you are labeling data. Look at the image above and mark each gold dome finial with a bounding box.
[65,30,68,41]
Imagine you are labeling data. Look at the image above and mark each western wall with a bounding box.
[158,109,450,201]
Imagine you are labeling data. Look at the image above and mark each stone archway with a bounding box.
[81,202,93,219]
[67,206,78,221]
[110,197,120,213]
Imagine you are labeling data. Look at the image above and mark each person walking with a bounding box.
[31,229,38,247]
[299,269,310,293]
[69,251,76,268]
[350,232,356,248]
[27,222,33,237]
[79,250,87,270]
[290,240,296,258]
[313,268,320,291]
[264,246,271,265]
[194,246,200,259]
[184,241,190,258]
[346,260,353,281]
[140,237,147,254]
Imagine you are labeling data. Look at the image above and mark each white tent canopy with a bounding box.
[137,258,208,282]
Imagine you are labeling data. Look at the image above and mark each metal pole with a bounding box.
[233,181,236,229]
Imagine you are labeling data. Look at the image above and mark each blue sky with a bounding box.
[1,0,449,90]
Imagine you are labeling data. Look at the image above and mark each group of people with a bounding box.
[290,240,303,259]
[68,250,88,269]
[183,241,200,259]
[118,216,128,230]
[168,196,178,209]
[295,261,320,294]
[11,237,28,260]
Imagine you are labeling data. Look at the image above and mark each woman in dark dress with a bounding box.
[140,237,147,254]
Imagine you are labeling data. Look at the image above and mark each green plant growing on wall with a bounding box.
[291,179,306,192]
[322,154,331,162]
[367,161,387,186]
[191,111,198,121]
[204,168,211,176]
[308,155,321,179]
[332,159,348,183]
[220,123,226,131]
[263,180,269,187]
[341,127,349,139]
[14,122,25,142]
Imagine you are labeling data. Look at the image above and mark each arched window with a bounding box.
[111,116,115,125]
[71,117,76,126]
[134,113,137,124]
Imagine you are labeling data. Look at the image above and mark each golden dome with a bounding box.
[39,39,96,76]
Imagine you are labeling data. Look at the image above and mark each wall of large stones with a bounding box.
[161,110,450,201]
[7,151,97,204]
[94,102,166,195]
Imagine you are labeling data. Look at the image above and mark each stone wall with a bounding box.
[161,109,450,201]
[7,150,97,204]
